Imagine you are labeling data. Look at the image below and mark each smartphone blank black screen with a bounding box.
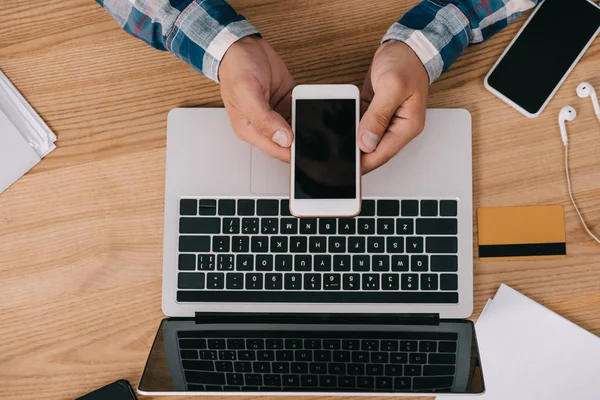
[487,0,600,115]
[294,99,356,199]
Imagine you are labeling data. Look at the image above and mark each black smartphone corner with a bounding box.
[76,379,137,400]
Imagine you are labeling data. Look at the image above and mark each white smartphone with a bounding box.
[290,84,361,217]
[484,0,600,118]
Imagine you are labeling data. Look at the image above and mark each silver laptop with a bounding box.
[138,108,484,396]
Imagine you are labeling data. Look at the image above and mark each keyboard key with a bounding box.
[238,350,256,360]
[420,200,438,216]
[394,377,412,390]
[261,218,278,234]
[314,255,331,272]
[304,273,322,290]
[257,350,275,361]
[323,273,341,290]
[217,254,234,271]
[219,351,236,360]
[359,200,375,216]
[216,199,235,216]
[427,237,458,253]
[275,255,292,271]
[314,350,331,362]
[413,376,454,390]
[263,374,281,386]
[440,274,458,290]
[246,273,263,289]
[300,219,317,234]
[391,255,409,271]
[256,254,273,271]
[294,255,311,271]
[292,362,309,374]
[386,237,404,254]
[376,376,393,389]
[310,362,327,374]
[184,371,225,385]
[295,350,312,362]
[179,254,196,271]
[280,199,291,216]
[440,200,457,216]
[179,236,210,252]
[309,237,327,253]
[385,364,403,376]
[382,273,400,290]
[416,341,436,353]
[196,255,216,272]
[180,217,220,234]
[198,350,216,359]
[236,254,253,271]
[409,353,427,364]
[423,365,455,376]
[280,218,298,234]
[339,376,356,388]
[362,274,380,290]
[265,339,283,350]
[411,255,428,271]
[305,339,321,349]
[206,272,225,289]
[233,361,251,373]
[207,339,225,349]
[265,273,283,290]
[328,363,345,375]
[406,237,424,253]
[373,255,390,271]
[232,237,249,253]
[241,218,259,234]
[348,237,366,253]
[420,274,438,290]
[343,274,360,290]
[358,218,375,234]
[226,373,243,385]
[272,362,290,373]
[245,374,262,386]
[257,199,278,216]
[381,340,399,352]
[223,218,240,234]
[431,255,458,272]
[371,352,388,363]
[438,341,457,353]
[180,199,198,216]
[276,350,294,361]
[322,340,340,350]
[237,200,254,216]
[401,274,418,291]
[377,200,400,216]
[357,376,375,389]
[352,255,370,271]
[333,255,351,271]
[396,218,414,234]
[226,339,245,350]
[416,218,457,235]
[367,237,385,253]
[342,339,359,350]
[319,375,337,387]
[362,340,379,351]
[366,364,384,376]
[215,361,234,372]
[253,361,269,372]
[290,237,307,253]
[284,274,302,290]
[352,350,369,361]
[199,199,217,215]
[347,363,365,375]
[301,375,318,387]
[212,236,230,252]
[400,340,418,352]
[404,365,422,376]
[181,350,198,359]
[401,200,418,216]
[226,273,243,289]
[178,273,205,289]
[390,352,408,363]
[251,237,268,253]
[338,218,356,234]
[270,237,288,253]
[328,237,346,253]
[319,218,337,234]
[332,350,350,362]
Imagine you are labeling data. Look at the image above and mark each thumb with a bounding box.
[238,81,294,148]
[358,80,409,153]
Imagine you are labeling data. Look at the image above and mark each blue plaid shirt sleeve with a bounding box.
[96,0,260,83]
[384,0,542,83]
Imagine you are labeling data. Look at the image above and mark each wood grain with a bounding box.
[0,0,599,399]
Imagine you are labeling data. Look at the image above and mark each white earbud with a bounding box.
[576,82,600,121]
[558,106,577,146]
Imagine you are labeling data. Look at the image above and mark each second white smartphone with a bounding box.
[290,84,361,217]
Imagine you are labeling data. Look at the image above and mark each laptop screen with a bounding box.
[138,318,484,395]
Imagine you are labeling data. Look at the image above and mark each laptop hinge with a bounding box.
[194,312,440,325]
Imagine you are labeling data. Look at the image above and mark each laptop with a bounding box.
[138,108,485,396]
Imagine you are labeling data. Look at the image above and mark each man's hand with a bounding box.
[220,36,296,163]
[359,40,429,174]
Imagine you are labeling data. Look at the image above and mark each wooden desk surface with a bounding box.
[1,0,599,399]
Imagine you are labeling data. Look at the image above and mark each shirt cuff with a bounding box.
[382,1,470,83]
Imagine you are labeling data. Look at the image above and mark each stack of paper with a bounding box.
[0,68,56,194]
[439,284,600,400]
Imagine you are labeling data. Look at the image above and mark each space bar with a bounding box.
[177,291,458,303]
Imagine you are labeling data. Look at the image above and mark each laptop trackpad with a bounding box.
[250,147,289,195]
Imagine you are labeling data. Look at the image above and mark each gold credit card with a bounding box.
[477,206,566,261]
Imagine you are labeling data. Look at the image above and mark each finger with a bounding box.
[358,76,411,154]
[361,96,426,174]
[227,107,291,163]
[235,78,294,147]
[273,88,293,123]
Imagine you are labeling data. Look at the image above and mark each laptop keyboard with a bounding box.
[177,330,459,392]
[176,198,459,304]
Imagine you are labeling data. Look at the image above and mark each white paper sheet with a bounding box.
[438,284,600,400]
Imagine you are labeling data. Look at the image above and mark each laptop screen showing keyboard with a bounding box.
[176,198,459,304]
[138,320,485,394]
